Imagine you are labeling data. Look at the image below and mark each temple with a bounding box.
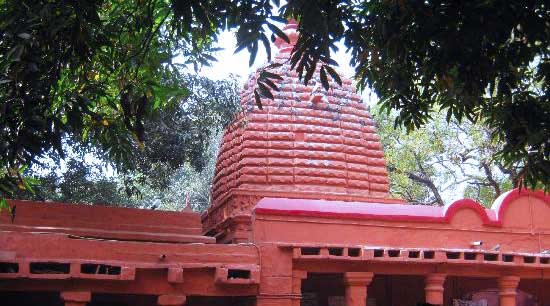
[1,21,550,306]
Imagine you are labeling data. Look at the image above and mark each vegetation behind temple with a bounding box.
[14,75,239,212]
[375,108,518,207]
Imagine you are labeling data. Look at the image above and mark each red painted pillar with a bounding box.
[60,291,91,306]
[157,295,187,306]
[292,270,308,306]
[343,272,374,306]
[425,273,446,305]
[498,276,520,306]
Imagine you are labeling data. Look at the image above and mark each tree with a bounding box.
[132,131,222,211]
[277,0,549,190]
[14,74,239,210]
[18,132,221,211]
[0,0,197,202]
[16,158,137,207]
[375,107,516,207]
[102,74,240,193]
[1,0,548,207]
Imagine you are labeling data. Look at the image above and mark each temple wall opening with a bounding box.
[299,274,550,306]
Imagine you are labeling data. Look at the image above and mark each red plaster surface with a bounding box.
[0,229,259,296]
[157,294,187,306]
[1,199,212,243]
[253,189,550,275]
[60,291,91,302]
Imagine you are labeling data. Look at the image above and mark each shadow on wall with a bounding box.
[457,289,537,306]
[0,293,255,306]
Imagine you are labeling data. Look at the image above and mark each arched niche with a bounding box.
[499,195,533,229]
[530,196,550,230]
[445,199,488,229]
[449,207,485,229]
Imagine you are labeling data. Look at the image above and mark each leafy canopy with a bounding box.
[1,0,548,203]
[246,0,549,190]
[15,74,239,210]
[0,0,237,199]
[273,0,548,190]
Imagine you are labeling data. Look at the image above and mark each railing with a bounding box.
[280,244,550,268]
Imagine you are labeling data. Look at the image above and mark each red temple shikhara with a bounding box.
[1,22,550,306]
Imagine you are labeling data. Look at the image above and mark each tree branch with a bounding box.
[387,164,444,206]
[495,160,519,187]
[481,161,501,197]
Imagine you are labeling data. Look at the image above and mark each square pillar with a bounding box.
[498,276,520,306]
[60,291,91,306]
[256,275,299,306]
[157,294,186,306]
[425,273,446,305]
[292,270,308,306]
[343,272,374,306]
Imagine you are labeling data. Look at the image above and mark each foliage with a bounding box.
[0,0,167,197]
[1,0,548,202]
[134,131,222,212]
[0,0,237,199]
[346,0,550,191]
[375,107,518,207]
[18,135,220,211]
[236,0,550,190]
[17,158,137,207]
[104,74,241,193]
[15,74,239,209]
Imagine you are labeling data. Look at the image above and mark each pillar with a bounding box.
[425,273,446,305]
[292,270,308,306]
[60,291,91,306]
[343,272,374,306]
[256,272,305,306]
[498,276,520,306]
[157,294,186,306]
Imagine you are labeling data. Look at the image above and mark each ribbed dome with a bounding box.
[210,22,390,207]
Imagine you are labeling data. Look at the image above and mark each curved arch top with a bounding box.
[255,188,550,228]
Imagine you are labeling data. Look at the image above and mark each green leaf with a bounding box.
[261,78,278,91]
[234,42,248,54]
[267,22,289,43]
[0,198,9,212]
[257,82,274,99]
[323,65,342,86]
[254,89,263,110]
[261,70,283,80]
[303,60,317,85]
[260,33,271,61]
[265,62,283,70]
[249,41,258,67]
[320,66,329,90]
